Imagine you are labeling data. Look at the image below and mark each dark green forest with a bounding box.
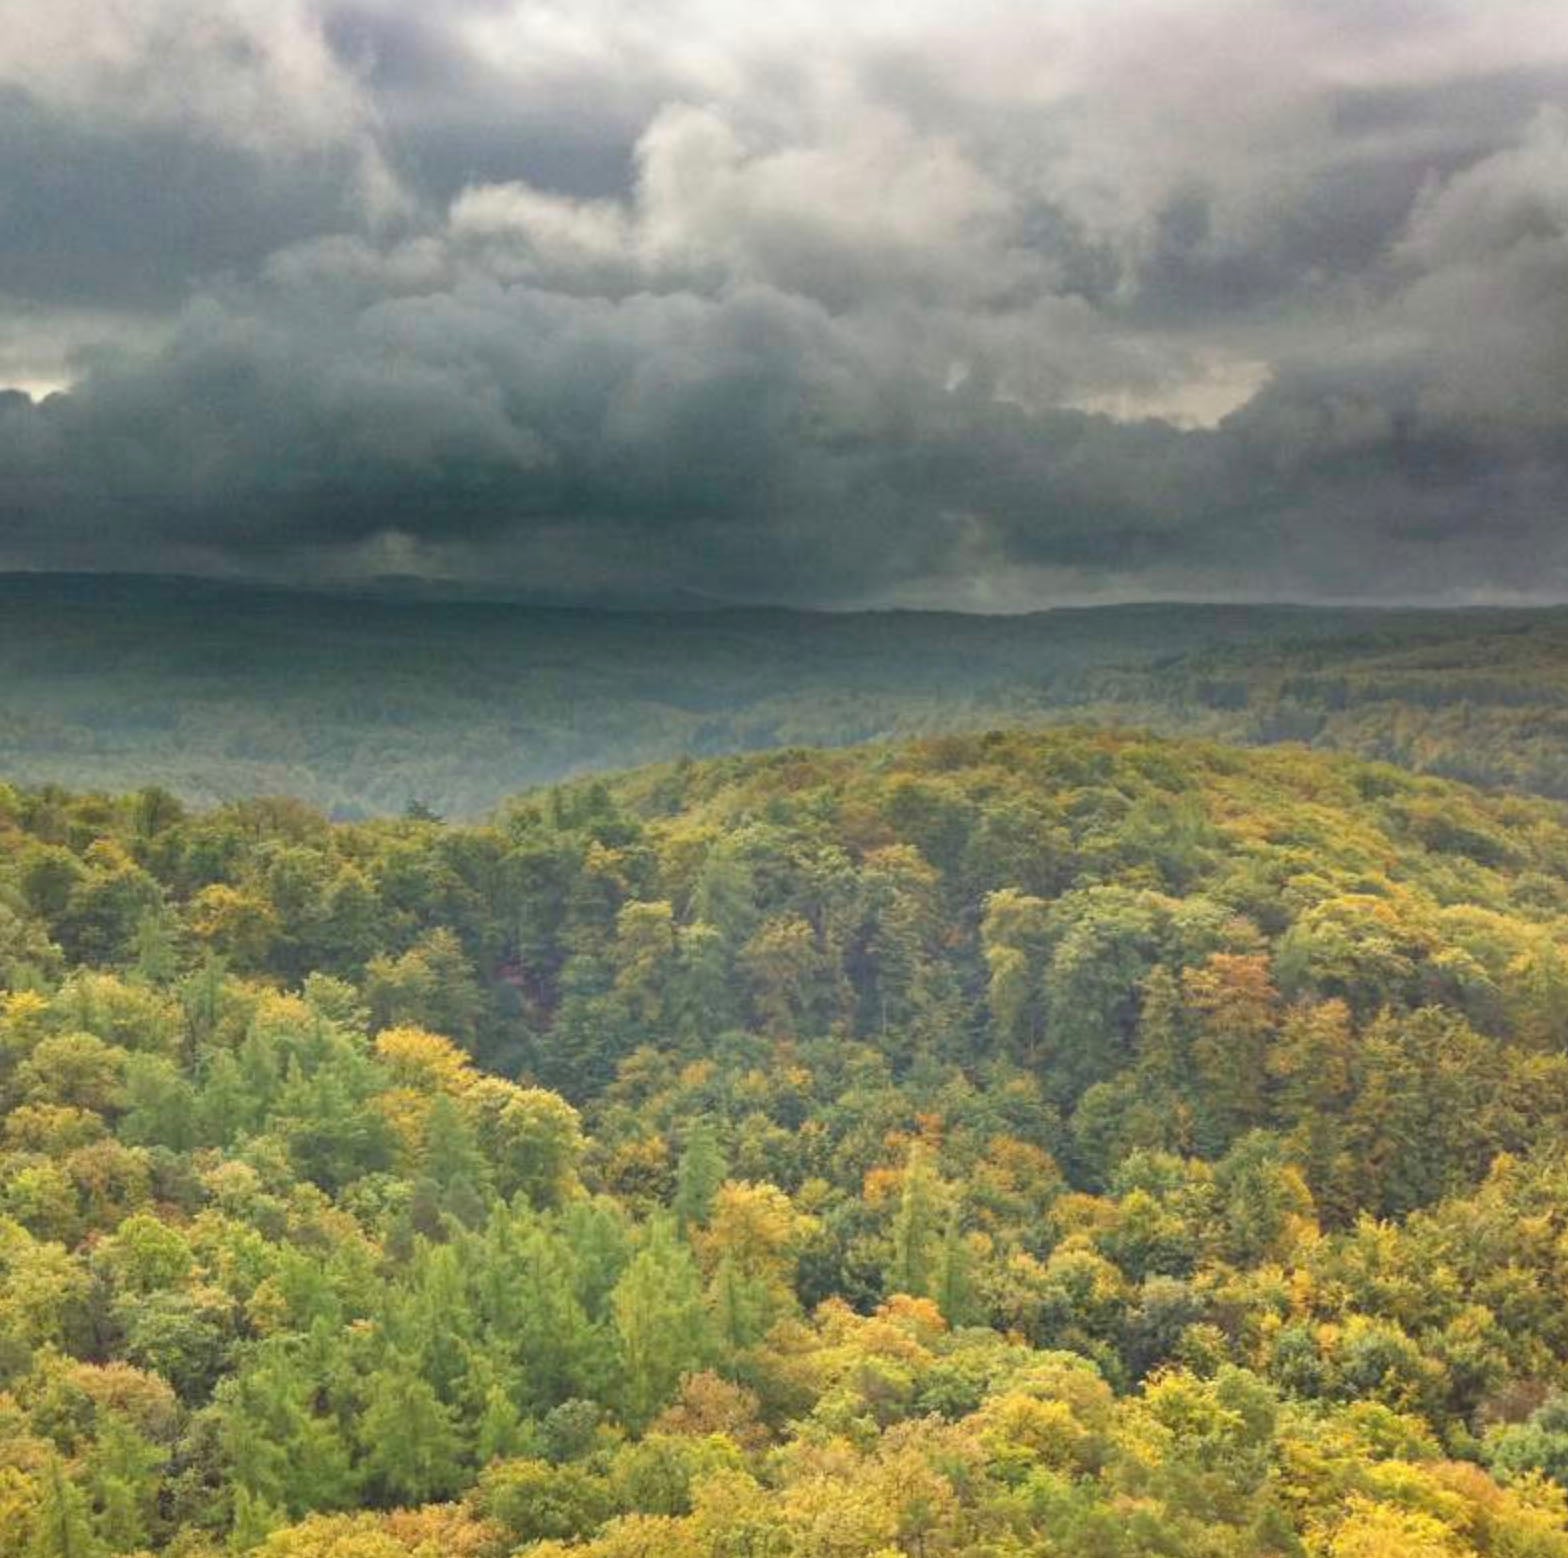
[6,728,1568,1555]
[12,576,1568,816]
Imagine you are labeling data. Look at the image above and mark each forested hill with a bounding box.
[10,573,1568,814]
[7,729,1568,1554]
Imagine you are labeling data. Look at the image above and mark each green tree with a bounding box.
[672,1118,727,1232]
[26,1459,100,1558]
[891,1143,947,1301]
[364,928,483,1046]
[358,1364,463,1505]
[612,1219,713,1428]
[465,1078,583,1208]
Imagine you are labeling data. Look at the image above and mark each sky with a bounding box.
[2,0,1568,608]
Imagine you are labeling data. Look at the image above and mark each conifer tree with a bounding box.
[612,1218,713,1428]
[27,1460,99,1558]
[891,1143,945,1300]
[673,1117,727,1231]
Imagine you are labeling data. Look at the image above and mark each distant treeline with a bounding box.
[9,575,1568,814]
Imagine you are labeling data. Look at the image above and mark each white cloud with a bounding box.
[0,0,407,217]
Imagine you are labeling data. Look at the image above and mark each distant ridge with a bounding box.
[3,571,1568,815]
[3,569,1559,619]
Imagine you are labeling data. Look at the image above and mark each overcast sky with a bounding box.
[3,0,1568,607]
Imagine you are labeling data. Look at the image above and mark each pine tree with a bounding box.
[359,1364,463,1505]
[27,1460,99,1558]
[673,1117,727,1232]
[612,1218,713,1428]
[891,1143,946,1300]
[934,1205,974,1327]
[475,1381,528,1464]
[422,1091,493,1224]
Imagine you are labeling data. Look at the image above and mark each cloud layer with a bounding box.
[3,0,1568,604]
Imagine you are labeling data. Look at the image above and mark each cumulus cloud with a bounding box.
[2,0,1568,603]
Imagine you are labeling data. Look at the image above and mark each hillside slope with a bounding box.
[5,730,1568,1554]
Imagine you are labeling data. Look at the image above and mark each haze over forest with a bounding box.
[10,576,1568,815]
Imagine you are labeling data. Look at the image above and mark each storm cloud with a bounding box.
[3,0,1568,604]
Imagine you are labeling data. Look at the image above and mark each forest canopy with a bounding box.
[5,729,1568,1555]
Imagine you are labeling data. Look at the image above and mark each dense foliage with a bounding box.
[13,576,1568,815]
[5,729,1568,1555]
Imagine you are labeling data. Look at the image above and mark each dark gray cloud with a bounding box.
[0,94,382,311]
[3,0,1568,604]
